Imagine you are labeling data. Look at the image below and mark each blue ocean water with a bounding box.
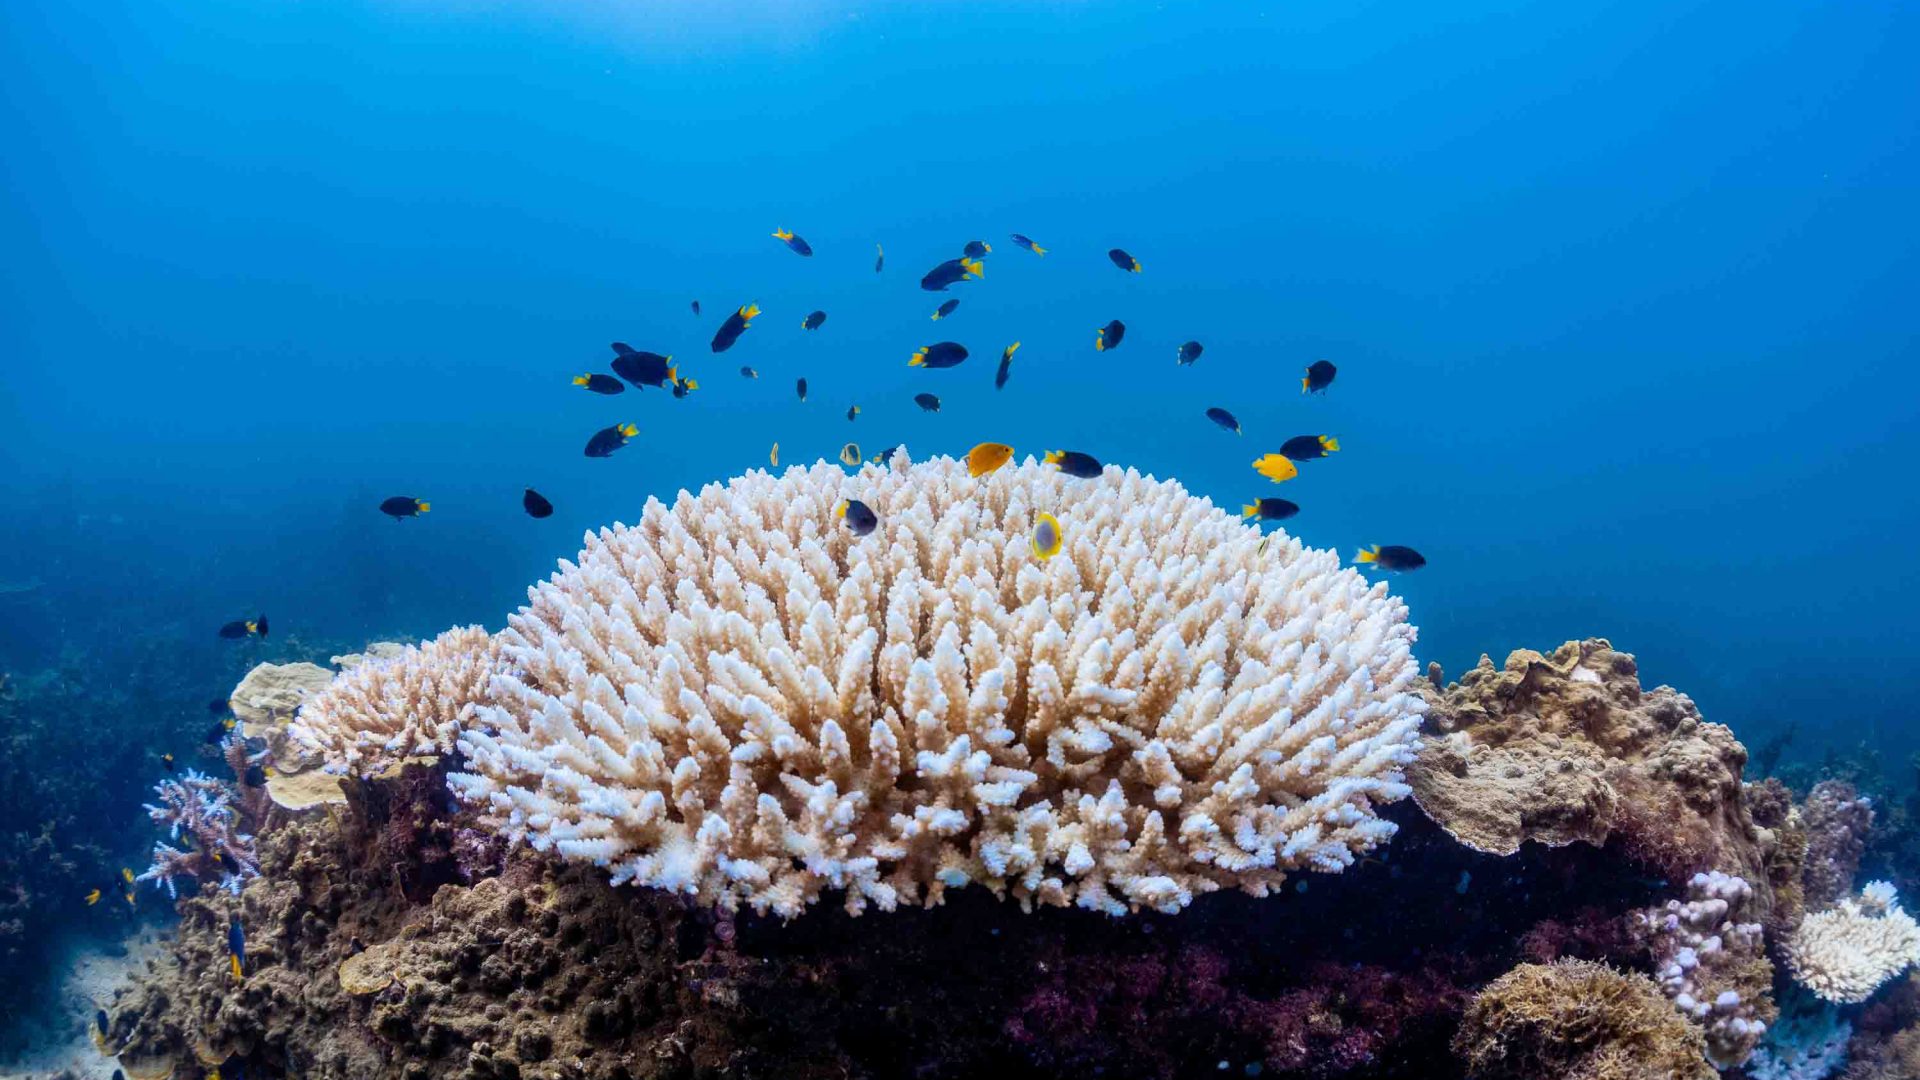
[2,0,1916,767]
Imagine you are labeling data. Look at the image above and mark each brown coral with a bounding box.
[1453,959,1714,1080]
[1804,779,1875,910]
[1408,639,1774,922]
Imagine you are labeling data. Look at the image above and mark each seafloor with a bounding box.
[7,633,1917,1080]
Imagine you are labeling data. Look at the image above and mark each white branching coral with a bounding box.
[1785,883,1920,1004]
[290,626,502,777]
[449,452,1426,918]
[137,770,259,898]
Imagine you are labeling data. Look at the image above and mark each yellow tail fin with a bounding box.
[963,258,983,278]
[230,954,243,981]
[1006,341,1021,357]
[834,500,848,518]
[417,502,431,513]
[742,305,759,319]
[909,350,926,367]
[683,379,698,391]
[1033,244,1047,256]
[1356,546,1379,563]
[620,423,638,437]
[1323,436,1341,452]
[773,228,792,240]
[1301,376,1310,392]
[572,375,589,386]
[1242,505,1258,518]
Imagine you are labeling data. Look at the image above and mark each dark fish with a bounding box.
[96,1009,108,1038]
[796,378,808,402]
[691,300,700,316]
[572,373,624,395]
[522,488,553,519]
[932,299,959,320]
[584,423,638,458]
[1043,450,1101,479]
[875,244,884,273]
[909,342,968,369]
[772,228,812,256]
[710,305,761,353]
[914,393,941,412]
[1107,248,1141,272]
[243,764,267,788]
[1206,408,1241,434]
[1242,498,1299,522]
[1356,545,1425,572]
[920,257,983,291]
[671,375,699,399]
[1010,233,1046,256]
[835,499,878,537]
[869,445,901,464]
[161,753,177,773]
[1177,341,1203,365]
[379,496,429,520]
[227,913,246,981]
[846,404,861,422]
[218,615,268,639]
[1095,320,1125,352]
[1279,435,1340,460]
[1303,359,1337,394]
[610,344,677,388]
[995,341,1018,389]
[802,310,827,331]
[739,366,758,379]
[962,240,992,258]
[203,721,228,744]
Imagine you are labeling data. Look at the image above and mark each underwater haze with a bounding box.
[4,0,1919,763]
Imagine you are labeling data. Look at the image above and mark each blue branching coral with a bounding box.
[137,768,259,898]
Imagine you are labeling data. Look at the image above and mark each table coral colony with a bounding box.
[296,452,1429,915]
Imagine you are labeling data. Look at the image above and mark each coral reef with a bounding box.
[1745,988,1852,1080]
[451,454,1426,917]
[136,770,260,898]
[1451,958,1714,1080]
[290,626,501,778]
[1634,870,1772,1066]
[1408,638,1774,917]
[1786,883,1920,1005]
[230,659,337,774]
[1804,780,1876,911]
[1751,776,1811,937]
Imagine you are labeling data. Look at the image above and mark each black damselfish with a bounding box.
[932,298,958,320]
[379,496,428,520]
[522,488,554,518]
[1303,359,1337,393]
[710,305,761,353]
[1279,434,1340,460]
[218,615,268,639]
[1095,320,1125,352]
[914,393,941,412]
[610,344,675,388]
[1108,248,1141,272]
[1177,341,1204,365]
[1242,498,1299,522]
[920,256,983,291]
[835,498,878,537]
[572,373,624,395]
[584,423,638,458]
[796,378,808,402]
[1356,545,1425,572]
[909,342,968,369]
[962,240,991,259]
[1044,450,1102,478]
[1206,407,1241,434]
[802,310,826,331]
[772,228,812,256]
[996,341,1018,389]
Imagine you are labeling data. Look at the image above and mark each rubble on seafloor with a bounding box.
[72,639,1920,1079]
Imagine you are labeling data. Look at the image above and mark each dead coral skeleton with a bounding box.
[137,769,259,898]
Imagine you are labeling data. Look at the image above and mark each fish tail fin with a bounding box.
[742,305,759,319]
[963,258,983,278]
[1301,376,1310,392]
[834,500,849,519]
[1323,436,1340,452]
[1242,504,1258,518]
[230,954,243,981]
[1356,546,1379,564]
[909,349,926,367]
[572,375,589,386]
[621,423,638,437]
[1044,450,1063,465]
[1007,341,1021,356]
[1033,244,1047,256]
[773,228,791,240]
[417,502,430,514]
[683,379,698,391]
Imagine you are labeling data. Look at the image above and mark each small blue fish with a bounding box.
[1009,233,1046,256]
[1107,248,1141,273]
[875,243,884,273]
[962,240,992,259]
[802,310,827,331]
[227,913,246,981]
[772,228,812,256]
[1177,341,1203,365]
[932,299,959,320]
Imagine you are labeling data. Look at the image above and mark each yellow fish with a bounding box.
[84,888,101,906]
[839,442,861,467]
[1252,454,1299,483]
[770,442,779,467]
[1031,512,1063,561]
[120,867,134,885]
[967,442,1013,478]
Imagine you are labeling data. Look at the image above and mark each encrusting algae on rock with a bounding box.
[1453,959,1715,1080]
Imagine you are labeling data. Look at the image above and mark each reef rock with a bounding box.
[1453,959,1715,1080]
[329,641,407,670]
[1408,639,1774,920]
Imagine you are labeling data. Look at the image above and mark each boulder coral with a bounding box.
[1453,959,1715,1080]
[1408,639,1774,919]
[450,453,1427,917]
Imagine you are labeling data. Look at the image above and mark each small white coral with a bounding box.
[450,452,1426,917]
[290,626,501,777]
[1638,870,1769,1067]
[1786,884,1920,1004]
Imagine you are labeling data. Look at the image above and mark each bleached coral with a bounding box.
[450,452,1426,918]
[290,626,502,777]
[1746,991,1850,1080]
[137,770,259,898]
[1637,870,1771,1067]
[1785,884,1920,1004]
